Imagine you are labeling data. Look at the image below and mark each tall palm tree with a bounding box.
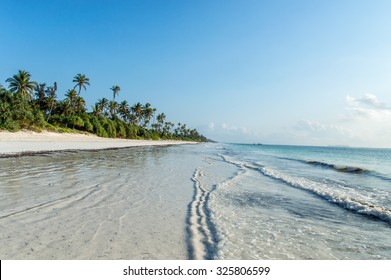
[62,99,73,117]
[74,96,86,114]
[91,103,101,117]
[45,85,57,121]
[65,89,77,115]
[163,121,174,134]
[34,83,46,102]
[142,103,154,128]
[110,85,120,100]
[118,100,130,121]
[156,113,166,132]
[0,84,7,95]
[109,100,118,119]
[131,102,143,125]
[97,98,109,117]
[73,74,90,96]
[6,70,38,100]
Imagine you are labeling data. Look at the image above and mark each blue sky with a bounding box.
[1,0,391,147]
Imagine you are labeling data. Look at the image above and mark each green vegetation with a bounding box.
[0,70,208,142]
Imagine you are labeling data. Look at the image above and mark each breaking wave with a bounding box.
[220,154,391,225]
[305,160,369,174]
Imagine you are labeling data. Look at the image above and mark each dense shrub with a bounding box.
[115,121,126,138]
[101,118,116,138]
[91,116,108,138]
[124,123,138,139]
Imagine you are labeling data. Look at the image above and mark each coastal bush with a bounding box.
[138,127,160,140]
[115,121,126,138]
[81,114,93,132]
[32,109,45,127]
[0,101,17,130]
[84,118,94,132]
[91,116,108,138]
[43,122,58,132]
[150,132,160,140]
[67,115,85,130]
[1,120,20,131]
[48,114,64,126]
[124,123,138,139]
[101,118,116,138]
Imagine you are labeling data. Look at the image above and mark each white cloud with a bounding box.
[293,94,391,147]
[263,94,391,147]
[201,121,258,143]
[221,122,238,131]
[345,94,391,121]
[201,94,391,147]
[291,119,357,146]
[346,93,389,109]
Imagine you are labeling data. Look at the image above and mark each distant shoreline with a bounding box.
[0,130,196,156]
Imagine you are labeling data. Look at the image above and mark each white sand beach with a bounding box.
[0,132,203,259]
[0,131,195,155]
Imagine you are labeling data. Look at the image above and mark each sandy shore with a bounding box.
[0,131,195,155]
[0,138,205,259]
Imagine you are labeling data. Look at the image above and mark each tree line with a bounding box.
[0,70,208,142]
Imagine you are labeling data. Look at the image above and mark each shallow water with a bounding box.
[1,143,390,259]
[0,145,202,259]
[204,144,391,259]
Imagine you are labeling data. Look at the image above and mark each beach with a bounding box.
[0,131,195,155]
[0,132,202,259]
[1,137,391,260]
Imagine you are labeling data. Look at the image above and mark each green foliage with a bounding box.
[115,121,126,138]
[67,115,84,129]
[124,123,138,139]
[100,118,116,138]
[81,114,93,132]
[150,132,160,141]
[1,70,208,142]
[91,116,108,138]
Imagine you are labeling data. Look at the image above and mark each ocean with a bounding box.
[192,143,391,259]
[0,143,390,259]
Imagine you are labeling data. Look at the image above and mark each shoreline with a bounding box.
[0,131,196,156]
[0,135,202,259]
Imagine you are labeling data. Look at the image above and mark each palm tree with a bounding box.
[156,113,166,133]
[74,96,86,114]
[131,102,143,125]
[91,103,100,117]
[62,99,73,117]
[163,121,174,134]
[118,100,130,121]
[97,98,109,117]
[34,83,46,102]
[73,74,90,96]
[174,122,182,136]
[6,70,38,100]
[0,84,7,95]
[110,85,120,100]
[64,89,77,115]
[109,100,118,119]
[142,103,154,128]
[45,85,57,121]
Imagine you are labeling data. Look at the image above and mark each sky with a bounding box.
[1,0,391,147]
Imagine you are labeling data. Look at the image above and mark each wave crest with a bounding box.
[306,160,369,174]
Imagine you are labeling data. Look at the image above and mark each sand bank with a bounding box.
[0,131,195,155]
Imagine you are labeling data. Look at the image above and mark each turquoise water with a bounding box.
[1,143,390,259]
[191,143,391,259]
